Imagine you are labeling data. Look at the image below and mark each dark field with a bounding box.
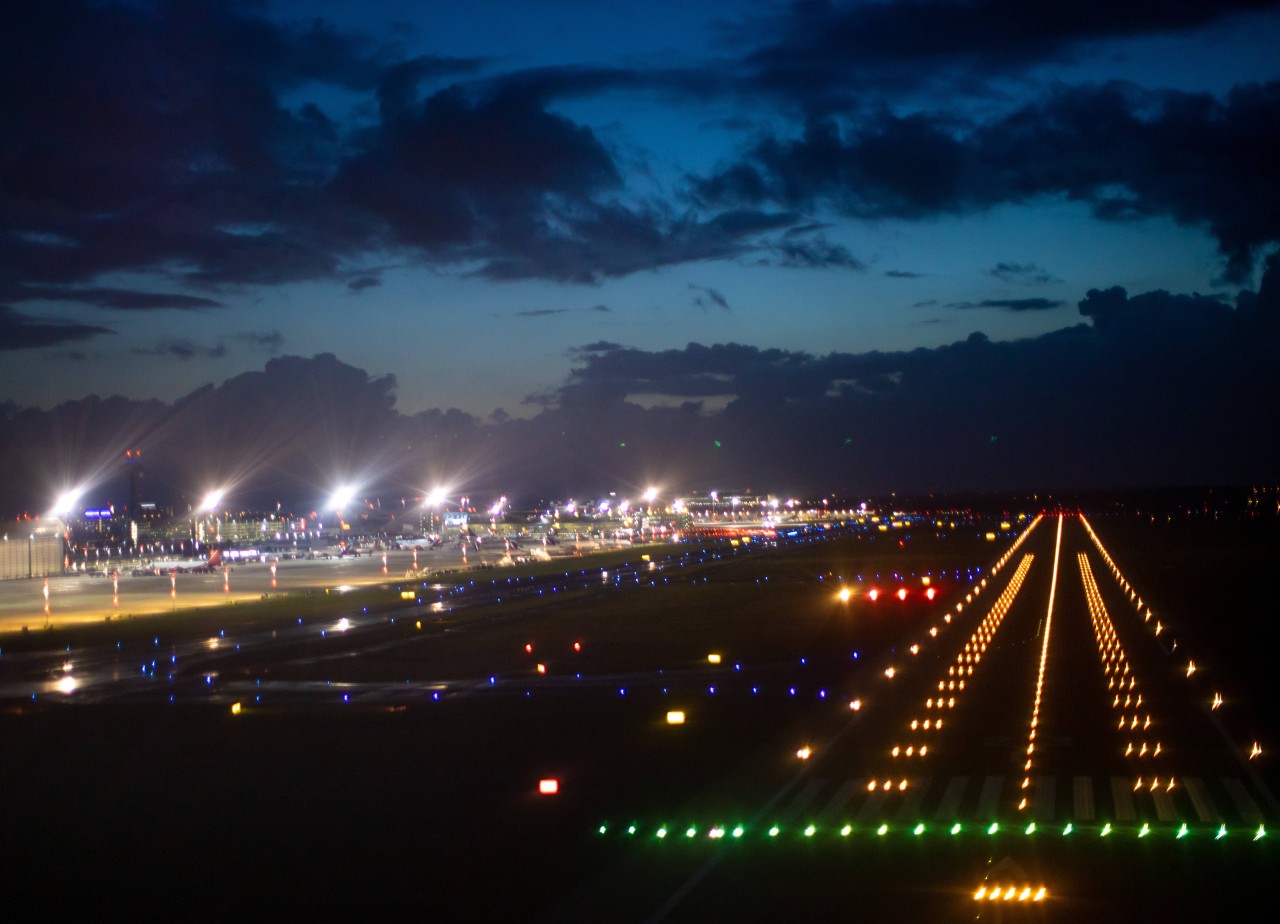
[1,518,1275,921]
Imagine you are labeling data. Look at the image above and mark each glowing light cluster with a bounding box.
[598,819,1265,842]
[889,553,1036,762]
[1018,516,1062,812]
[974,884,1047,902]
[1079,553,1168,781]
[1080,513,1271,781]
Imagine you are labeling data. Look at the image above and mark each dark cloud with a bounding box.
[949,298,1066,311]
[346,276,382,293]
[1,261,1278,514]
[131,339,227,360]
[696,81,1280,280]
[12,287,223,310]
[689,284,730,311]
[568,340,625,354]
[590,304,610,313]
[763,233,865,270]
[886,270,924,279]
[739,0,1280,110]
[376,54,488,122]
[0,305,112,350]
[987,262,1059,285]
[236,330,285,354]
[516,308,570,317]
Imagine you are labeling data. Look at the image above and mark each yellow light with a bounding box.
[837,587,853,603]
[974,887,987,900]
[849,699,862,711]
[1033,887,1046,902]
[230,702,242,715]
[707,653,722,664]
[884,667,896,679]
[399,590,416,600]
[536,663,546,674]
[666,710,685,725]
[796,746,812,760]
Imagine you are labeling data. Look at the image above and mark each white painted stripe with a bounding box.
[1110,777,1137,822]
[816,780,862,823]
[1222,778,1264,825]
[934,776,968,821]
[779,778,827,823]
[976,776,1003,819]
[1073,776,1095,820]
[854,789,888,824]
[1035,776,1056,822]
[1150,788,1176,822]
[893,779,929,824]
[1182,777,1219,823]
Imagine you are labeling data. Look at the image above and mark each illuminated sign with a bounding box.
[83,508,112,519]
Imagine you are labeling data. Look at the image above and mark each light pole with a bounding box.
[194,489,225,557]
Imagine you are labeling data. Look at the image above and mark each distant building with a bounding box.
[0,518,66,580]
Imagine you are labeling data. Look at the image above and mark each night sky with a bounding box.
[2,1,1279,511]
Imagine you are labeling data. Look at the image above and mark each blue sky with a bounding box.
[2,1,1279,505]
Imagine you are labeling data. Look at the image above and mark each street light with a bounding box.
[329,484,357,513]
[51,487,85,518]
[194,488,226,552]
